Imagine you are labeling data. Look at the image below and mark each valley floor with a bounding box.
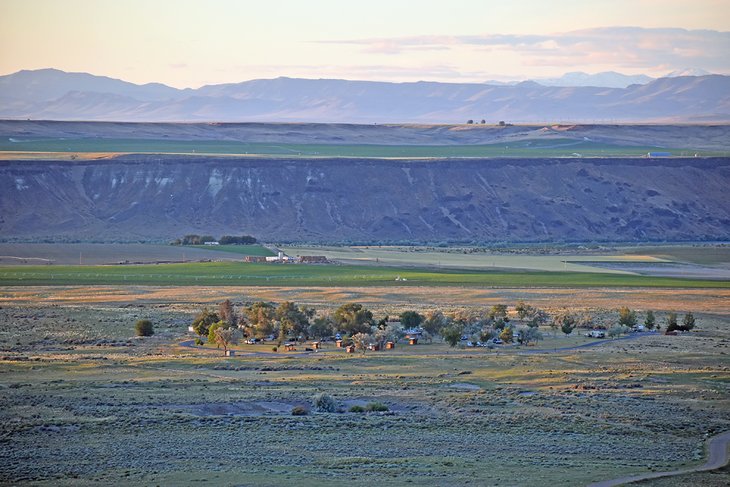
[1,285,728,486]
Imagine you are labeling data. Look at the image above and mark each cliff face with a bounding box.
[2,155,729,243]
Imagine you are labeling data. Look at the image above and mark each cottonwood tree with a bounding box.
[422,310,449,335]
[441,325,463,347]
[682,312,696,331]
[499,326,514,343]
[399,310,423,329]
[212,326,241,355]
[244,302,276,338]
[308,315,335,340]
[191,308,219,337]
[518,327,542,345]
[276,301,311,339]
[334,303,373,335]
[618,307,637,327]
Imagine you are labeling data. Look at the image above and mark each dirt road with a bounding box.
[588,430,730,486]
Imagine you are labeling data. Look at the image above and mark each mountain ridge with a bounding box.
[1,69,729,123]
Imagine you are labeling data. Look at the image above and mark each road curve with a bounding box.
[587,430,730,487]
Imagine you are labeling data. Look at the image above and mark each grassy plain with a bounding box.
[1,295,728,486]
[2,136,728,158]
[189,244,275,257]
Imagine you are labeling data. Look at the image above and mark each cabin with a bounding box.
[225,350,235,357]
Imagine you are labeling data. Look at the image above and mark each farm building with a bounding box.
[300,255,328,264]
[243,256,267,263]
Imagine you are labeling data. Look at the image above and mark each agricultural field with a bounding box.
[0,243,255,266]
[0,261,729,288]
[0,286,728,486]
[2,136,727,158]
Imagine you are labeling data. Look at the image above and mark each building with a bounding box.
[300,255,328,264]
[244,256,267,263]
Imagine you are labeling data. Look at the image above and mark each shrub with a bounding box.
[135,319,154,337]
[291,406,308,416]
[365,401,389,412]
[349,405,366,413]
[272,346,278,352]
[312,393,337,413]
[194,338,203,346]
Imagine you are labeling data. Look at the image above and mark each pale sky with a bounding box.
[1,0,729,88]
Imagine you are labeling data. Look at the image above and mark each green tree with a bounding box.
[488,304,509,322]
[207,320,233,346]
[191,308,219,337]
[135,319,154,337]
[618,307,637,328]
[666,312,679,332]
[422,310,449,335]
[441,325,462,347]
[561,319,576,336]
[499,326,514,343]
[212,326,241,354]
[644,310,656,330]
[399,310,423,329]
[333,303,373,335]
[244,302,276,338]
[526,309,549,328]
[308,315,335,340]
[276,301,311,339]
[515,301,534,321]
[682,312,696,331]
[518,327,542,345]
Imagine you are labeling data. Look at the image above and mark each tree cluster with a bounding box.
[171,234,257,245]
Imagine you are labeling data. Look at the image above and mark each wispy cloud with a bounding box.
[323,27,730,72]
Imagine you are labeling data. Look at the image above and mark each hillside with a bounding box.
[1,69,729,123]
[1,155,728,243]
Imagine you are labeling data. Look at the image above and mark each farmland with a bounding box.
[0,261,729,288]
[2,136,727,158]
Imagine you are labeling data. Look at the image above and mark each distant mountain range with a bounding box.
[1,68,728,123]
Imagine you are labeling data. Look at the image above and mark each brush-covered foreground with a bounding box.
[1,289,728,486]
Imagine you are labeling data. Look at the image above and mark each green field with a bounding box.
[3,136,726,158]
[0,261,727,288]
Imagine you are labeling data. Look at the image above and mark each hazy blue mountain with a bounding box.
[533,71,654,88]
[0,69,728,123]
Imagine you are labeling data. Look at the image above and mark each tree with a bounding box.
[276,301,310,339]
[526,309,549,328]
[333,303,373,335]
[308,315,335,340]
[518,327,542,346]
[422,310,449,335]
[499,326,514,343]
[466,119,474,124]
[608,325,624,338]
[399,310,423,329]
[682,312,696,331]
[191,308,219,337]
[135,319,154,337]
[351,332,372,354]
[577,312,594,329]
[212,326,241,354]
[218,299,236,326]
[666,312,679,332]
[644,310,656,330]
[561,319,576,336]
[618,307,637,328]
[244,302,276,338]
[207,320,232,346]
[515,301,533,321]
[441,325,462,347]
[488,304,509,322]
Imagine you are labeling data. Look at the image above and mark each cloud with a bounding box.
[324,27,730,72]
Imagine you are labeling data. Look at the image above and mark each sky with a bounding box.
[1,0,729,88]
